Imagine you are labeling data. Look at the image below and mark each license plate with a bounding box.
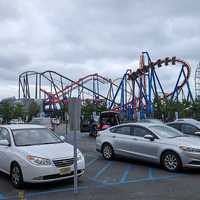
[59,167,71,175]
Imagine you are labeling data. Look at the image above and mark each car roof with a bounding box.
[168,118,199,124]
[0,124,46,130]
[110,122,164,129]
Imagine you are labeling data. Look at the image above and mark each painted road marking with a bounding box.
[1,163,184,200]
[0,193,5,200]
[86,158,98,167]
[120,164,132,183]
[89,163,182,186]
[94,162,112,179]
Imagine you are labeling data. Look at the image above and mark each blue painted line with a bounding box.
[4,173,183,200]
[148,167,154,179]
[0,193,5,200]
[5,186,89,200]
[94,162,112,179]
[26,186,88,199]
[125,174,180,183]
[90,173,181,187]
[120,164,132,183]
[86,158,98,167]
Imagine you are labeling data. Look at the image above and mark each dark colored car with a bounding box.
[167,118,200,136]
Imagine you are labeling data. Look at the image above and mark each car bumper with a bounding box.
[180,151,200,168]
[21,159,85,183]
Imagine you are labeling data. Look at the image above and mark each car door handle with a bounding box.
[112,135,116,138]
[132,138,137,140]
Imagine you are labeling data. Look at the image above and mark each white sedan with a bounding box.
[0,124,85,188]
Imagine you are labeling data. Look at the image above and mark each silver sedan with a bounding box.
[96,123,200,171]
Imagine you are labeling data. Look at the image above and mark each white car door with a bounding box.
[0,128,12,173]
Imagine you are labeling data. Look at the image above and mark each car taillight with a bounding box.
[97,124,101,130]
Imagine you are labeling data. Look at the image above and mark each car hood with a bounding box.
[163,136,200,148]
[17,142,75,160]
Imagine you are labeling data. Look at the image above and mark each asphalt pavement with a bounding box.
[0,128,200,200]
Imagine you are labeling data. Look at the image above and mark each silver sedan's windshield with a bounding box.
[150,125,184,138]
[12,128,62,146]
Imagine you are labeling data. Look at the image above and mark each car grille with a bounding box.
[42,170,83,180]
[53,158,74,168]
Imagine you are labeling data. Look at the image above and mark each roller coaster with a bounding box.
[18,52,194,120]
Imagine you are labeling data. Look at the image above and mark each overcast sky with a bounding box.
[0,0,200,99]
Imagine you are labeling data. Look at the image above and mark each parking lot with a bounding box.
[1,128,200,200]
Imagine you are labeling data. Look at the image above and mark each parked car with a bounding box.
[139,118,163,124]
[96,123,200,172]
[167,118,200,136]
[0,124,85,188]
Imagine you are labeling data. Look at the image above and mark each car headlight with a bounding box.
[27,155,52,166]
[179,146,200,153]
[77,150,84,161]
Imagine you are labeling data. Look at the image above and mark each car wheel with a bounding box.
[10,163,24,189]
[102,144,114,160]
[161,151,182,172]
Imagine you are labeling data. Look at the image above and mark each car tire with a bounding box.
[10,163,24,189]
[102,143,114,160]
[161,151,182,172]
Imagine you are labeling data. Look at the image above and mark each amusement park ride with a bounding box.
[18,52,194,120]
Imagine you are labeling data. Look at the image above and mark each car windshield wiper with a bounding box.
[170,135,187,138]
[38,142,62,145]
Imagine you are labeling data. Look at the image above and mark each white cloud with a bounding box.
[0,0,199,99]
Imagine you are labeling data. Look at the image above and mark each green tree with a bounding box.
[0,100,14,123]
[27,101,41,121]
[82,99,107,121]
[13,103,23,119]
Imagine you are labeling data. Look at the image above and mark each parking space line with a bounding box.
[120,164,132,183]
[4,186,89,200]
[94,162,112,179]
[0,193,5,200]
[86,158,98,167]
[147,167,154,179]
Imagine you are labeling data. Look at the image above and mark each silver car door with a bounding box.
[110,125,133,156]
[130,126,160,161]
[0,128,12,173]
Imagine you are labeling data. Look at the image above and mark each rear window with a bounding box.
[110,126,130,135]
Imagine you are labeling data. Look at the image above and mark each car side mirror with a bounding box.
[0,139,10,146]
[59,136,66,142]
[144,134,154,141]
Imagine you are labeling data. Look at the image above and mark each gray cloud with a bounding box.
[0,0,200,99]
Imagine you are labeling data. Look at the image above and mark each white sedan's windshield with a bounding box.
[12,128,62,146]
[150,125,184,138]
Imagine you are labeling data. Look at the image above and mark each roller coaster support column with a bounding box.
[170,66,186,102]
[143,51,154,118]
[182,68,194,103]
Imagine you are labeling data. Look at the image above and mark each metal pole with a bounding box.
[73,129,78,193]
[65,112,68,137]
